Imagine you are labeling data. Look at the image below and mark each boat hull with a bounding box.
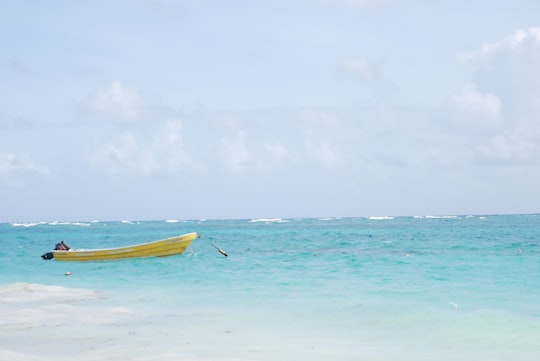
[51,232,199,261]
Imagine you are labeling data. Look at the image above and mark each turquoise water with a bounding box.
[1,215,539,360]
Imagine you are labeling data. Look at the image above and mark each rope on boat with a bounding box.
[201,235,228,257]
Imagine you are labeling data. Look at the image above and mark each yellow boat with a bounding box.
[41,232,200,261]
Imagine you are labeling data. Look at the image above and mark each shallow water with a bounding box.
[1,215,539,360]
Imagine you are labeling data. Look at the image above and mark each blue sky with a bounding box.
[1,0,540,222]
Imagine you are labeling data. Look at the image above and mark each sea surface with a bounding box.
[1,215,539,361]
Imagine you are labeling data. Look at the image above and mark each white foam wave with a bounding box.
[425,215,457,219]
[249,218,288,223]
[0,350,49,361]
[368,216,394,220]
[48,221,70,225]
[0,283,102,304]
[165,219,200,223]
[51,221,89,226]
[413,215,459,219]
[0,283,137,351]
[11,222,46,227]
[11,221,92,227]
[13,221,91,227]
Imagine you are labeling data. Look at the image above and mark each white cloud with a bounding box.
[0,153,18,176]
[452,83,502,121]
[299,108,342,133]
[84,80,167,122]
[304,140,341,168]
[265,143,288,163]
[321,0,397,8]
[475,130,540,165]
[207,108,354,171]
[90,119,201,175]
[153,119,202,172]
[0,152,50,185]
[457,27,540,64]
[91,132,146,174]
[452,27,540,165]
[339,57,379,84]
[219,131,253,172]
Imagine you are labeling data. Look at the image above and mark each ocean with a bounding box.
[1,215,539,361]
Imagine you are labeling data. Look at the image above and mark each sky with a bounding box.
[1,0,540,222]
